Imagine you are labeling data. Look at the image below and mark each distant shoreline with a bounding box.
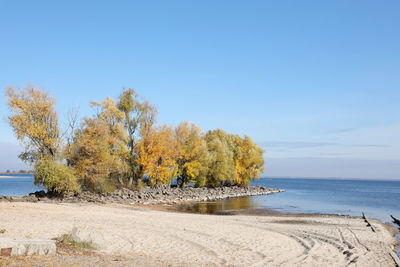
[0,176,21,179]
[0,175,32,178]
[261,176,400,182]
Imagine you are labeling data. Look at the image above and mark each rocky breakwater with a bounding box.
[0,186,284,205]
[77,185,284,205]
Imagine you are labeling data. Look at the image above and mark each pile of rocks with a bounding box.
[0,186,284,205]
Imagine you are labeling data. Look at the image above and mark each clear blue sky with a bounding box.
[0,0,399,179]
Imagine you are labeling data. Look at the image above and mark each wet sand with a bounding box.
[0,202,398,266]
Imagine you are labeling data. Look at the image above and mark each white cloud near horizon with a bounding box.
[258,141,336,149]
[263,157,400,180]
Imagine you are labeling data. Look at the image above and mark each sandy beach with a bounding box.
[0,202,398,266]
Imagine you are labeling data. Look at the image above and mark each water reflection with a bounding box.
[178,196,262,214]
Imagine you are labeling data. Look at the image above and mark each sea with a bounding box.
[178,177,400,223]
[0,174,44,196]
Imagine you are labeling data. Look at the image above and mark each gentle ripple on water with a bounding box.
[0,174,43,196]
[179,178,400,223]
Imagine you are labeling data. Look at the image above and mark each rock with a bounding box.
[0,238,56,256]
[34,190,46,198]
[71,226,106,249]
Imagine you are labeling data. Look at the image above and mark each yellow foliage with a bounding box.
[6,85,265,190]
[137,125,178,186]
[175,122,209,187]
[117,88,158,186]
[232,135,265,186]
[6,86,60,162]
[66,97,129,192]
[204,130,265,187]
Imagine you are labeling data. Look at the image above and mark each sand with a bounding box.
[0,202,398,266]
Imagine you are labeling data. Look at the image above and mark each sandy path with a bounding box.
[0,202,398,266]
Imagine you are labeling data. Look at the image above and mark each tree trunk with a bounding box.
[118,177,124,186]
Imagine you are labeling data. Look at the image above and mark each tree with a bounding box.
[136,125,178,186]
[232,135,265,186]
[66,97,129,192]
[118,88,157,186]
[204,129,236,187]
[34,159,79,194]
[175,122,209,187]
[63,107,80,162]
[6,86,60,163]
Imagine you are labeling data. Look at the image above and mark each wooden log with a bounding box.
[391,215,400,227]
[388,248,400,267]
[362,212,376,232]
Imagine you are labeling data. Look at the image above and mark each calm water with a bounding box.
[179,178,400,223]
[0,174,43,196]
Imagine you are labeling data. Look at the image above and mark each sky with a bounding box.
[0,1,399,179]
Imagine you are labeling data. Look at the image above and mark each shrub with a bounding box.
[57,234,95,250]
[33,159,80,195]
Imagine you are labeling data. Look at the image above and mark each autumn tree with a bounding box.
[136,125,178,186]
[204,129,236,187]
[175,122,209,187]
[6,86,60,163]
[6,86,79,194]
[34,160,79,195]
[66,97,129,192]
[117,88,157,186]
[232,135,265,186]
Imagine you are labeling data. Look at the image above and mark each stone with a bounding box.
[34,190,47,198]
[71,226,106,249]
[1,248,11,256]
[0,238,56,256]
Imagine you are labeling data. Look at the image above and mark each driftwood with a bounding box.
[388,249,400,267]
[362,212,376,232]
[391,215,400,227]
[361,213,400,266]
[388,248,400,267]
[388,215,400,267]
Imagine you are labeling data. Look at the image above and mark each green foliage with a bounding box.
[0,229,6,234]
[33,159,80,194]
[203,130,265,187]
[205,129,236,187]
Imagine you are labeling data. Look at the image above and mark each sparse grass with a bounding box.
[24,233,33,239]
[56,234,95,250]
